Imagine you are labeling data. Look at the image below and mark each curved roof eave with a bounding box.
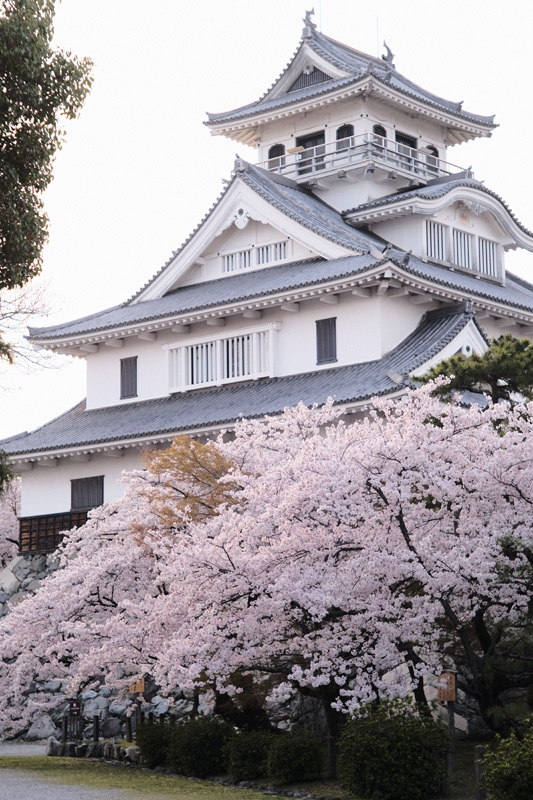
[206,29,495,133]
[343,178,533,242]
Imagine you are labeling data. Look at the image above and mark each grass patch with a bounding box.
[0,756,284,800]
[0,738,485,800]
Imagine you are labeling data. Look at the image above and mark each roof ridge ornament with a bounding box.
[233,154,246,174]
[381,41,395,69]
[302,8,317,39]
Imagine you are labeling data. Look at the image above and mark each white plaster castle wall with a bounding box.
[254,97,451,212]
[19,450,143,517]
[257,98,447,163]
[370,217,425,256]
[86,334,170,410]
[85,293,428,410]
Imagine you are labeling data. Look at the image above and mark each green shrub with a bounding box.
[224,729,275,781]
[338,698,448,800]
[136,719,171,769]
[266,731,324,783]
[168,715,233,777]
[484,725,533,800]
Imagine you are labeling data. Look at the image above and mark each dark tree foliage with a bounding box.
[0,0,92,481]
[0,449,12,498]
[0,0,93,294]
[420,334,533,403]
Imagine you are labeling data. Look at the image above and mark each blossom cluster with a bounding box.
[1,386,533,735]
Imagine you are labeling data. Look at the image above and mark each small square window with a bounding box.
[71,476,104,511]
[120,356,137,398]
[316,318,337,364]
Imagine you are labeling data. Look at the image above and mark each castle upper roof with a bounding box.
[206,20,496,145]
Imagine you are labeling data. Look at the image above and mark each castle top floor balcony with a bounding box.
[257,133,467,186]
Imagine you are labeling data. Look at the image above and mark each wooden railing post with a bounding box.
[475,745,487,800]
[92,715,99,743]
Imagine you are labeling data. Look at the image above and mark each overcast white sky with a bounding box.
[0,0,532,439]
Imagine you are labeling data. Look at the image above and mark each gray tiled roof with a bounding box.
[27,162,533,344]
[29,163,384,342]
[28,247,533,343]
[124,160,378,305]
[4,304,481,457]
[342,173,533,237]
[206,31,495,129]
[239,163,378,251]
[28,255,377,341]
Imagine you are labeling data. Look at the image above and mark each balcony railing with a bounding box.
[259,134,465,183]
[19,510,89,554]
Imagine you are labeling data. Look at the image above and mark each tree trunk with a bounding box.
[321,695,343,779]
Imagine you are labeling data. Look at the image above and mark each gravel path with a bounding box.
[0,742,137,800]
[0,771,127,800]
[0,741,47,757]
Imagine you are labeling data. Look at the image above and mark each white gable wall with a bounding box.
[179,221,318,286]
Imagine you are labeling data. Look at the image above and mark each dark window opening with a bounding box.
[424,144,439,173]
[71,476,104,512]
[336,124,354,150]
[268,144,285,170]
[373,124,387,138]
[316,317,337,364]
[395,131,417,149]
[120,356,137,399]
[296,131,325,174]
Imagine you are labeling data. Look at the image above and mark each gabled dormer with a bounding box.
[343,174,533,285]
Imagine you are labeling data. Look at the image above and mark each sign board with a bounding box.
[69,699,81,717]
[129,677,146,694]
[437,671,456,702]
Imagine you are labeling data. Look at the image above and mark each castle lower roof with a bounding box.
[6,305,484,459]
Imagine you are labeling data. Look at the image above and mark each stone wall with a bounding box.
[0,552,59,618]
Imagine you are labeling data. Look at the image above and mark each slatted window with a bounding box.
[189,341,217,386]
[316,318,337,364]
[167,325,275,392]
[478,237,498,277]
[71,476,104,511]
[257,241,287,265]
[287,67,331,93]
[426,221,446,261]
[120,356,137,398]
[452,229,473,269]
[222,249,252,273]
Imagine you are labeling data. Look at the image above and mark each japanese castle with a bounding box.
[4,11,533,553]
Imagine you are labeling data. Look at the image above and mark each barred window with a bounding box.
[478,237,498,277]
[71,476,104,511]
[316,318,337,364]
[120,356,137,399]
[452,229,473,269]
[426,221,446,261]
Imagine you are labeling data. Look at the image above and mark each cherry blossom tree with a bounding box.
[1,385,533,764]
